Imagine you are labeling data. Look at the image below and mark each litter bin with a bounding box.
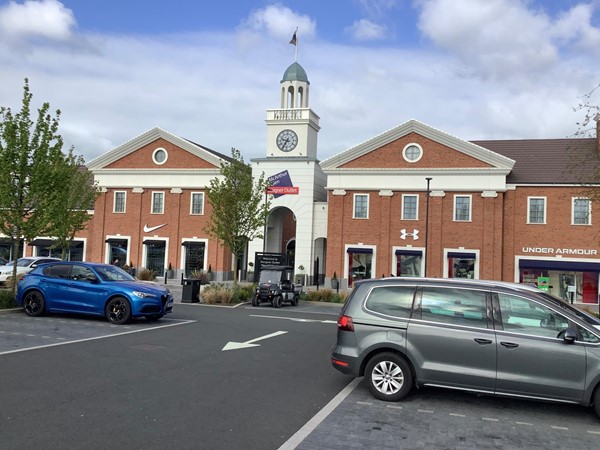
[181,278,201,303]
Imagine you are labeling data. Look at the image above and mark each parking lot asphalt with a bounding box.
[4,281,600,449]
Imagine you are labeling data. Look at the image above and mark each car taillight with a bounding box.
[337,315,354,332]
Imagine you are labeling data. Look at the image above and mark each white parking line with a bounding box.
[387,405,403,410]
[516,422,533,426]
[0,319,196,356]
[357,401,373,405]
[587,430,600,435]
[482,417,499,422]
[551,426,569,430]
[418,409,434,414]
[449,413,466,417]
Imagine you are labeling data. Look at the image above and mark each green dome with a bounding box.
[281,62,309,84]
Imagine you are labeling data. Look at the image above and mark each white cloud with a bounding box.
[242,4,316,40]
[417,0,559,79]
[0,0,598,167]
[347,19,387,41]
[0,0,75,41]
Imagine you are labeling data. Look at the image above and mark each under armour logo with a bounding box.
[400,229,419,240]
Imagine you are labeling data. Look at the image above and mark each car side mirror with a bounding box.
[31,264,37,268]
[563,328,577,343]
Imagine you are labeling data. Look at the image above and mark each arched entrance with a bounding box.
[264,206,296,264]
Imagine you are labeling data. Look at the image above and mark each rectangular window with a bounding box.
[454,195,471,221]
[420,287,487,328]
[528,197,546,224]
[353,194,369,219]
[152,192,164,214]
[573,198,591,225]
[402,194,418,220]
[114,191,126,213]
[191,192,204,215]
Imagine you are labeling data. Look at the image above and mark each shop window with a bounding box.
[347,248,372,287]
[448,252,475,278]
[420,287,487,328]
[353,194,369,219]
[183,241,206,277]
[395,250,422,276]
[107,240,128,266]
[572,198,591,225]
[454,195,471,221]
[519,264,599,305]
[144,240,166,275]
[152,192,164,214]
[114,191,126,213]
[191,192,204,215]
[527,197,546,224]
[402,195,418,220]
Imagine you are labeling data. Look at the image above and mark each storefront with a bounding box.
[518,258,600,305]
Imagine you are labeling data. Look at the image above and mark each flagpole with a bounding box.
[295,30,298,62]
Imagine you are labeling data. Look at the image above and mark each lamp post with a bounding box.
[424,177,432,277]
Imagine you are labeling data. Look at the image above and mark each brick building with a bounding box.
[3,59,600,309]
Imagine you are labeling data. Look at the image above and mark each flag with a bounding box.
[289,28,297,46]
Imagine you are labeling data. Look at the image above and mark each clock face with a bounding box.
[276,129,298,152]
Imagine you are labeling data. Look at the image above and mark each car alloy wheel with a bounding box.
[365,353,413,402]
[105,297,132,325]
[23,290,45,317]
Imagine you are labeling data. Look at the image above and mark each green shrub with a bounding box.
[189,269,210,284]
[300,289,348,304]
[0,289,17,309]
[201,283,254,305]
[136,268,157,281]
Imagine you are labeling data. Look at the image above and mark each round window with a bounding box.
[152,148,168,165]
[402,144,423,163]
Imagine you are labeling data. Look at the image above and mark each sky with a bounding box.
[1,0,600,164]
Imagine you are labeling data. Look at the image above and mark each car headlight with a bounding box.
[132,291,157,299]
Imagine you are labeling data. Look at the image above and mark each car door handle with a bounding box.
[500,342,519,349]
[474,338,493,345]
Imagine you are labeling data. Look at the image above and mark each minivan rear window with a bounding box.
[364,285,416,318]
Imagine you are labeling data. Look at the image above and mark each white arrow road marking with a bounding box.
[250,314,337,324]
[222,330,288,351]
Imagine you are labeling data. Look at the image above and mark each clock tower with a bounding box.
[249,60,328,285]
[265,62,320,158]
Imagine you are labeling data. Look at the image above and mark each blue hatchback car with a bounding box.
[16,262,174,324]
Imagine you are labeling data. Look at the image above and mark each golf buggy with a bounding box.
[252,265,301,308]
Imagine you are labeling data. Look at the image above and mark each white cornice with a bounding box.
[321,167,512,176]
[320,119,515,170]
[86,127,227,170]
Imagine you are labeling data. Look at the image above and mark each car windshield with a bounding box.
[259,270,285,284]
[94,265,135,282]
[13,258,35,267]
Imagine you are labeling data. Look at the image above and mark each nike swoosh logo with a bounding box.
[143,223,166,233]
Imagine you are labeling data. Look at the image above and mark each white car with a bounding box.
[0,257,61,284]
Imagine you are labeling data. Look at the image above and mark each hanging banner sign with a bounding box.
[267,170,298,197]
[267,186,299,195]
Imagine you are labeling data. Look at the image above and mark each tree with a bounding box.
[0,79,96,291]
[46,157,99,260]
[205,148,270,283]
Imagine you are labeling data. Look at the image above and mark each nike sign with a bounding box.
[143,223,166,233]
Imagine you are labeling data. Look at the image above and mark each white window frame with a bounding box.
[402,143,423,163]
[453,195,472,222]
[527,196,546,224]
[401,194,419,220]
[151,191,165,214]
[152,147,168,165]
[113,191,126,213]
[190,192,205,215]
[353,193,369,219]
[572,197,591,225]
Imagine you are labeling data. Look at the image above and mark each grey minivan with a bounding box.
[331,277,600,417]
